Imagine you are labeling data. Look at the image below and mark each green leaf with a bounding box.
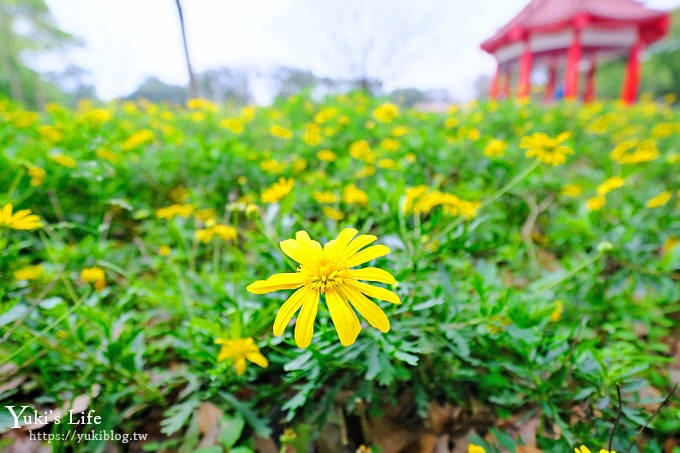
[161,398,200,436]
[219,414,245,448]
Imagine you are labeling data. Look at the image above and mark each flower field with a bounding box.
[0,94,679,452]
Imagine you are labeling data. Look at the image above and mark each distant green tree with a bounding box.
[595,8,680,101]
[124,77,188,104]
[0,0,79,107]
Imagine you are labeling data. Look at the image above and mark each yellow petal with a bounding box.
[341,234,377,259]
[326,289,361,346]
[294,289,319,348]
[347,267,396,284]
[325,228,358,256]
[246,352,269,368]
[279,239,308,264]
[217,345,230,362]
[246,273,305,294]
[345,245,390,268]
[340,285,390,332]
[349,280,401,305]
[234,357,247,375]
[273,286,309,336]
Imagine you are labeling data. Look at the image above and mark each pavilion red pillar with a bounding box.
[490,61,500,100]
[501,68,511,98]
[517,38,533,98]
[545,61,557,102]
[621,39,642,104]
[584,60,597,103]
[565,28,582,99]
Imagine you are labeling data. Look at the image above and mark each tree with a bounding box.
[124,77,188,104]
[0,0,79,107]
[288,0,440,93]
[196,67,251,104]
[173,0,198,99]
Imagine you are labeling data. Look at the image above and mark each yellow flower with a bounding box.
[587,196,606,211]
[0,204,41,230]
[270,125,293,139]
[303,123,322,145]
[39,125,63,144]
[14,264,44,281]
[444,117,459,129]
[215,337,268,375]
[558,183,581,198]
[405,153,416,163]
[314,107,338,124]
[195,208,216,222]
[83,108,112,126]
[50,154,76,168]
[260,159,285,174]
[575,447,591,453]
[81,266,106,291]
[597,177,625,196]
[354,166,376,178]
[380,138,400,151]
[391,126,409,137]
[343,184,368,206]
[219,118,244,134]
[187,98,217,111]
[349,140,375,163]
[313,191,338,204]
[247,228,400,348]
[261,178,294,203]
[377,158,396,169]
[550,300,563,322]
[520,132,573,166]
[611,140,659,164]
[322,206,345,221]
[121,129,154,150]
[158,245,171,257]
[646,191,671,208]
[27,166,46,187]
[195,224,237,243]
[662,237,678,255]
[373,103,399,123]
[468,444,486,453]
[156,204,194,220]
[96,148,120,163]
[293,158,308,172]
[483,139,507,158]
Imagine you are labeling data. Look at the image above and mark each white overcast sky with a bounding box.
[42,0,680,102]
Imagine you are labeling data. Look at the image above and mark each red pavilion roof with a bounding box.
[482,0,670,54]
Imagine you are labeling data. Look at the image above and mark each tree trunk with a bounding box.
[174,0,198,99]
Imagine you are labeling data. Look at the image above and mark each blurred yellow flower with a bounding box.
[247,228,400,348]
[561,184,582,197]
[520,132,573,166]
[195,224,237,243]
[158,245,171,257]
[39,125,63,144]
[186,98,217,111]
[313,191,338,203]
[317,149,337,162]
[156,204,194,220]
[354,166,376,178]
[50,154,76,168]
[81,266,106,291]
[260,158,285,174]
[293,158,308,172]
[391,126,409,137]
[121,129,154,150]
[483,139,507,158]
[597,177,625,196]
[168,186,188,203]
[373,103,399,123]
[322,206,345,221]
[587,196,606,211]
[215,337,268,375]
[14,264,44,281]
[349,140,375,163]
[343,184,369,206]
[83,108,112,126]
[303,123,322,145]
[96,148,120,163]
[262,178,294,203]
[468,444,486,453]
[27,166,46,187]
[550,300,564,322]
[444,117,459,129]
[0,204,41,230]
[646,191,671,208]
[270,125,293,139]
[219,118,244,134]
[377,158,396,169]
[380,138,400,151]
[314,107,337,124]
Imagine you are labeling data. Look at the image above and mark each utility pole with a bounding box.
[174,0,198,99]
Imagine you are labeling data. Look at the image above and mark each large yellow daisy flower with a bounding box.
[247,228,400,348]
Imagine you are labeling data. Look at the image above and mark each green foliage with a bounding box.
[0,93,678,452]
